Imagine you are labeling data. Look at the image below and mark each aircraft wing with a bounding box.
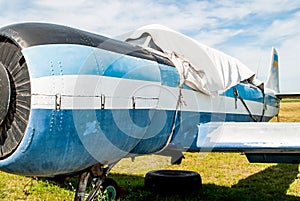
[197,122,300,151]
[197,122,300,163]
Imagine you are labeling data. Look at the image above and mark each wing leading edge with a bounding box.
[196,122,300,163]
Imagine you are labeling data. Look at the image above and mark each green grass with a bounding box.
[0,154,300,201]
[110,153,300,201]
[0,173,75,200]
[281,99,300,103]
[0,101,300,200]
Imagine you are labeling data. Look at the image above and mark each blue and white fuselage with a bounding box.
[0,23,284,177]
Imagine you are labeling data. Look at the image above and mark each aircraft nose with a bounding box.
[0,62,11,125]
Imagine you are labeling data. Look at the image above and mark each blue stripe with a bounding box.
[274,54,278,62]
[221,83,279,108]
[22,44,205,91]
[0,109,175,176]
[22,44,161,83]
[222,84,264,102]
[0,107,274,176]
[0,106,276,176]
[158,64,180,87]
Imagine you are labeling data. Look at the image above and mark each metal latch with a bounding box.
[101,94,105,109]
[55,93,61,110]
[132,96,136,109]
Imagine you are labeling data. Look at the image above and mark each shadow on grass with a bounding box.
[50,163,299,200]
[202,164,300,201]
[107,164,299,201]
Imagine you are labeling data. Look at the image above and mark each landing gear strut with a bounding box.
[74,163,120,201]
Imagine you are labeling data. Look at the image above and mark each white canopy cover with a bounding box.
[125,25,256,95]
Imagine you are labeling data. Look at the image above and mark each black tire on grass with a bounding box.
[145,170,202,191]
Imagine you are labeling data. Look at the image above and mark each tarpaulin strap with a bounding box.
[156,74,186,153]
[233,88,258,122]
[259,94,267,122]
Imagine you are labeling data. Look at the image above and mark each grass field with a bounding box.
[0,101,300,200]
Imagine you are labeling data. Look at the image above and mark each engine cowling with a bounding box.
[0,23,176,176]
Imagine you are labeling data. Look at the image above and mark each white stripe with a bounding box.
[30,75,278,117]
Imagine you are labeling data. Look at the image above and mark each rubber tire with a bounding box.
[145,170,202,191]
[101,178,120,201]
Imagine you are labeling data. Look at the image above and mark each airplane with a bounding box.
[0,22,299,201]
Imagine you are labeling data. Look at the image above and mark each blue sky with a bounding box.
[0,0,299,92]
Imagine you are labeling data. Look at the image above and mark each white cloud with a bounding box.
[247,0,300,14]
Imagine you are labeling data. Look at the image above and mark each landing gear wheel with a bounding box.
[74,163,122,201]
[101,178,120,201]
[145,170,202,191]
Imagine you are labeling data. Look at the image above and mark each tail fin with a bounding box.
[265,47,279,93]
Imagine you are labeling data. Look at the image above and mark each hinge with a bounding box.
[101,94,105,110]
[55,93,61,110]
[132,96,136,109]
